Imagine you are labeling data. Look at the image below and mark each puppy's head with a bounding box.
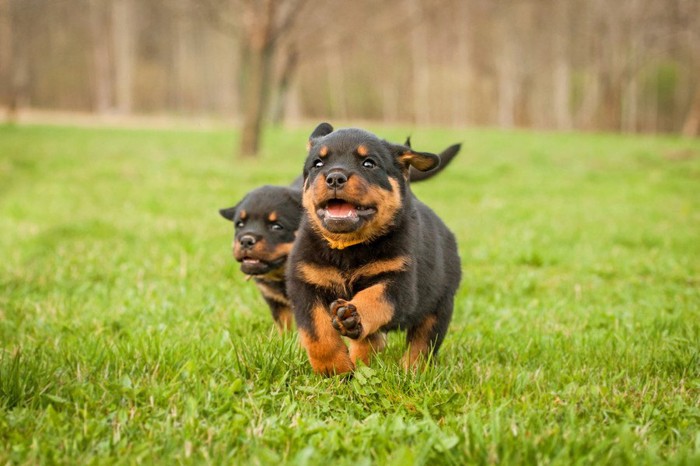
[219,185,302,277]
[301,123,439,249]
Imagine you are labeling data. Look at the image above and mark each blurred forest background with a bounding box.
[0,0,699,155]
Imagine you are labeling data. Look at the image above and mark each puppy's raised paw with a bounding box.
[330,299,363,339]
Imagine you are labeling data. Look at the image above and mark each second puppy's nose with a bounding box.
[240,234,257,249]
[326,171,348,189]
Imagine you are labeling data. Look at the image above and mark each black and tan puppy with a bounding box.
[220,140,460,332]
[220,186,301,331]
[287,123,461,375]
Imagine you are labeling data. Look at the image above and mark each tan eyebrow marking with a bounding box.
[268,211,278,222]
[240,210,247,220]
[319,146,329,157]
[356,145,369,157]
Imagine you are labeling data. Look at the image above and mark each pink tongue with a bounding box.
[327,201,356,217]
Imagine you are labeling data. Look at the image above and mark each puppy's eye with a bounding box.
[235,221,245,228]
[313,159,324,168]
[362,158,377,169]
[270,223,284,231]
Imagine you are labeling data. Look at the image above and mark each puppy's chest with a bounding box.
[295,255,411,299]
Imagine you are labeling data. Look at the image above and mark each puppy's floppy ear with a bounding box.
[307,123,334,153]
[310,122,334,139]
[388,142,440,172]
[219,205,237,221]
[307,123,334,151]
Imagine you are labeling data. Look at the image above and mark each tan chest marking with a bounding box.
[296,256,410,293]
[255,281,290,306]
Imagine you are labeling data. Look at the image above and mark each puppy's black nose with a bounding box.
[240,234,257,249]
[326,171,348,189]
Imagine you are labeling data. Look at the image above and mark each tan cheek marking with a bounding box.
[273,241,293,257]
[357,177,402,239]
[343,176,369,200]
[302,176,330,237]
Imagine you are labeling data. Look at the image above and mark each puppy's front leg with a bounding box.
[298,301,354,376]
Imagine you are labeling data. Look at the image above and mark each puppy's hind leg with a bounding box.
[402,296,454,370]
[349,332,387,366]
[272,306,294,333]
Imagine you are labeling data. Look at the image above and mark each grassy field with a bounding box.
[0,123,698,465]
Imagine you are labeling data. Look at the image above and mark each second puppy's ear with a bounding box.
[219,205,237,221]
[219,196,244,221]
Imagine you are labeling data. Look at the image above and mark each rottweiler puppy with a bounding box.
[220,185,301,331]
[287,123,461,375]
[220,138,460,333]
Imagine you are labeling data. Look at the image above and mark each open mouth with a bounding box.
[238,254,287,276]
[317,198,376,232]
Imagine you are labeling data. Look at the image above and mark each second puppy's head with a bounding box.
[302,123,439,249]
[219,185,301,277]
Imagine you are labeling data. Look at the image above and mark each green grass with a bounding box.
[0,123,699,465]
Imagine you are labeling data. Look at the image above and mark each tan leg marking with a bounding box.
[298,303,353,376]
[349,332,387,366]
[274,307,294,334]
[346,282,394,338]
[402,314,438,371]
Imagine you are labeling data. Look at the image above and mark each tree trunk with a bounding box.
[497,24,517,128]
[89,0,113,114]
[112,0,134,114]
[270,45,297,126]
[408,0,430,125]
[325,43,347,120]
[682,82,700,137]
[0,0,12,122]
[552,0,572,130]
[6,0,27,124]
[238,0,277,157]
[240,41,272,156]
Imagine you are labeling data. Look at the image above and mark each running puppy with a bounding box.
[220,185,301,331]
[219,140,460,332]
[287,123,461,375]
